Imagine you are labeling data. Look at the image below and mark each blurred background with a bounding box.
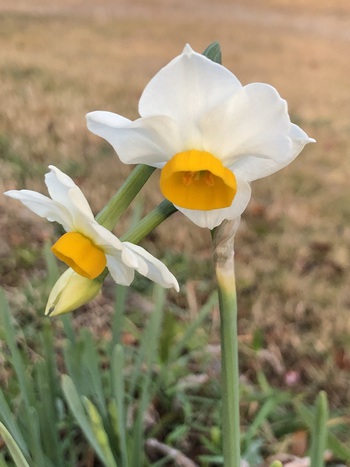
[1,0,350,462]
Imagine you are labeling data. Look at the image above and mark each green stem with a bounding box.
[96,164,156,230]
[212,220,241,467]
[121,200,177,244]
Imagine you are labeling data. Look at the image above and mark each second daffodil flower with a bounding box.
[87,44,315,229]
[4,166,179,291]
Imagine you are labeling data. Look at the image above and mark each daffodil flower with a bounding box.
[87,44,315,229]
[4,166,179,291]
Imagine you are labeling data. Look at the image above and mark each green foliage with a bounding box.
[202,41,222,64]
[1,267,350,465]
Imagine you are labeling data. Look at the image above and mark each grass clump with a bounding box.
[0,251,350,466]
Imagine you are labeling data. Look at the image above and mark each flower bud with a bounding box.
[45,268,102,316]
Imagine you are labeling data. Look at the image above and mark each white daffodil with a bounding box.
[87,44,315,229]
[4,166,179,291]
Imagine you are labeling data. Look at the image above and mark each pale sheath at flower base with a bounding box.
[87,44,315,230]
[45,268,102,316]
[4,166,179,294]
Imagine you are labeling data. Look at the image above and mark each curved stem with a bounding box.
[96,164,156,230]
[121,200,177,244]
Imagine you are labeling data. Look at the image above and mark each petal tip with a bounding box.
[3,189,23,200]
[182,43,194,56]
[47,165,60,176]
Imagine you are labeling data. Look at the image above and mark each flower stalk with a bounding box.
[212,219,241,467]
[121,199,177,244]
[96,164,156,230]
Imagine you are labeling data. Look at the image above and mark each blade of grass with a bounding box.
[295,399,350,462]
[111,344,128,467]
[35,360,64,467]
[110,285,128,351]
[61,374,110,465]
[242,397,281,447]
[0,289,34,409]
[60,313,76,345]
[43,243,60,287]
[130,286,165,467]
[81,330,108,419]
[310,391,328,467]
[0,423,30,467]
[83,398,118,467]
[169,291,217,363]
[27,406,47,467]
[0,389,29,458]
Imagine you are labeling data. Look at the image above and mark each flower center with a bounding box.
[51,232,107,280]
[160,150,237,210]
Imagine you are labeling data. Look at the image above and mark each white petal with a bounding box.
[46,166,95,221]
[86,110,131,129]
[4,189,74,231]
[289,123,315,159]
[122,242,179,291]
[106,253,135,286]
[231,124,314,182]
[200,83,293,171]
[81,221,124,252]
[86,112,181,167]
[176,177,251,229]
[138,45,242,139]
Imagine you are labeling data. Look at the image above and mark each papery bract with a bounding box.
[45,268,102,316]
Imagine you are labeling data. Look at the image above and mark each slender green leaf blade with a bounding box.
[310,391,328,467]
[0,390,29,458]
[111,344,128,467]
[61,375,108,465]
[83,398,118,467]
[0,289,34,408]
[0,423,30,467]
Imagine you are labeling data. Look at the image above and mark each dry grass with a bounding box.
[1,0,350,413]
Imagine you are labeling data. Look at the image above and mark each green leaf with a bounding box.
[310,391,328,467]
[295,398,350,462]
[0,423,30,467]
[111,344,128,467]
[130,286,165,467]
[202,41,222,64]
[0,289,34,409]
[109,285,128,351]
[242,396,281,446]
[0,390,29,458]
[43,242,60,287]
[81,331,108,419]
[62,374,109,465]
[83,398,118,467]
[169,291,217,362]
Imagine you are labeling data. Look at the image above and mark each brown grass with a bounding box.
[1,0,350,412]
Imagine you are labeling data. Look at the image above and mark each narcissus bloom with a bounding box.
[87,44,314,229]
[5,166,179,291]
